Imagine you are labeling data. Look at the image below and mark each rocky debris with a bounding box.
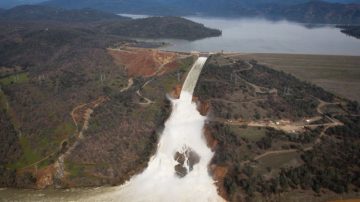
[52,96,110,188]
[174,147,200,178]
[71,96,109,132]
[36,165,55,189]
[170,84,182,99]
[187,150,200,171]
[174,164,188,178]
[209,165,228,200]
[174,152,186,165]
[204,126,218,151]
[197,100,210,116]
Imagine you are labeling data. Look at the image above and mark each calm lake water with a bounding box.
[122,14,360,56]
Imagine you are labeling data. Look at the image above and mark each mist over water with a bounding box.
[94,57,223,202]
[0,58,223,202]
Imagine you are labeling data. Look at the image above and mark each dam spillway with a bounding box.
[97,56,224,202]
[0,57,224,202]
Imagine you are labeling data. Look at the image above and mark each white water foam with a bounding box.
[93,57,224,202]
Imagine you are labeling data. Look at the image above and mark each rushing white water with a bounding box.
[0,57,223,202]
[92,57,223,202]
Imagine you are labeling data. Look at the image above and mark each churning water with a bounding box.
[96,57,223,202]
[0,57,224,202]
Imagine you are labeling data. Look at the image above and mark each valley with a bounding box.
[1,49,359,202]
[0,9,208,189]
[0,3,359,202]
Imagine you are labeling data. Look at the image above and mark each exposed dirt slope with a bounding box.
[108,48,179,77]
[194,54,360,202]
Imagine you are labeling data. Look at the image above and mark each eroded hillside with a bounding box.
[0,19,197,188]
[194,54,360,202]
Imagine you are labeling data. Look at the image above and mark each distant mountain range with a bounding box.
[0,5,221,40]
[0,0,360,24]
[37,0,360,24]
[2,0,360,9]
[0,5,127,22]
[265,1,360,24]
[327,0,360,2]
[0,0,47,9]
[338,25,360,39]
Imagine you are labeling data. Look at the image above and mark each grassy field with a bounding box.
[254,151,302,176]
[229,126,266,142]
[232,53,360,102]
[65,161,85,179]
[0,72,29,86]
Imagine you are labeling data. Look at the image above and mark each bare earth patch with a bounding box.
[108,47,179,77]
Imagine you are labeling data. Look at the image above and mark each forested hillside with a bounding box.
[0,5,221,40]
[0,5,216,189]
[194,54,360,201]
[41,0,360,24]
